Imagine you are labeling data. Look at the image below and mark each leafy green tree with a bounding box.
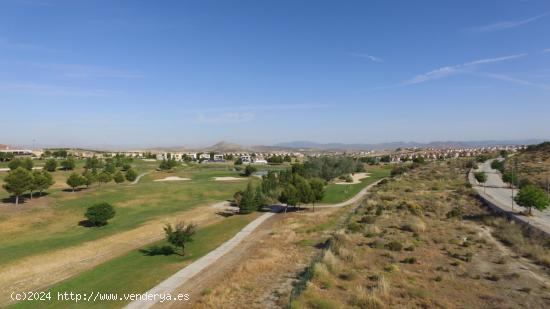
[125,169,138,182]
[61,157,76,170]
[97,172,112,187]
[293,174,313,207]
[66,172,85,192]
[309,178,326,212]
[33,170,54,196]
[233,190,244,207]
[279,184,299,213]
[113,171,125,184]
[9,158,33,171]
[239,183,257,214]
[103,163,116,174]
[85,202,116,226]
[159,159,179,170]
[261,171,280,201]
[3,167,33,205]
[82,171,96,188]
[253,186,265,210]
[44,158,58,172]
[514,185,549,215]
[164,221,197,256]
[474,171,488,192]
[243,164,257,176]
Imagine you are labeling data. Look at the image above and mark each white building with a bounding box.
[240,155,251,164]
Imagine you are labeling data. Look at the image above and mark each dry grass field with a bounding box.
[290,160,550,308]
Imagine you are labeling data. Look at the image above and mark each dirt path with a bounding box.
[477,225,550,287]
[0,203,227,305]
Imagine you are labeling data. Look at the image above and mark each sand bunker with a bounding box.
[335,172,370,185]
[154,176,191,182]
[213,177,245,181]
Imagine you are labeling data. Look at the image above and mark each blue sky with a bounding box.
[1,0,549,148]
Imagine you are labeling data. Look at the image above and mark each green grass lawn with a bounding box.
[0,164,257,266]
[9,212,261,309]
[321,166,390,204]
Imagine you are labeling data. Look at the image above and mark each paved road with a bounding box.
[124,178,384,309]
[131,172,150,185]
[470,159,550,235]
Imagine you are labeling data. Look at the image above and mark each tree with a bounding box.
[3,167,33,205]
[44,159,58,172]
[279,184,299,213]
[514,185,549,215]
[239,183,257,214]
[82,171,96,188]
[159,159,178,170]
[85,202,116,226]
[293,174,314,209]
[309,178,325,212]
[243,164,257,176]
[61,157,76,170]
[32,170,54,197]
[253,186,265,210]
[114,171,125,184]
[9,158,33,171]
[103,163,116,174]
[125,169,138,182]
[474,171,488,192]
[66,172,85,192]
[97,172,112,187]
[164,221,197,256]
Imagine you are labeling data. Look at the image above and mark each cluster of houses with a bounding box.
[383,145,525,163]
[0,143,528,165]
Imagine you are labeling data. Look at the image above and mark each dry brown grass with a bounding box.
[291,161,550,309]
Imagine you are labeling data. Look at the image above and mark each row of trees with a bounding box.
[2,168,54,205]
[266,155,292,164]
[233,170,326,214]
[66,168,137,191]
[292,157,364,181]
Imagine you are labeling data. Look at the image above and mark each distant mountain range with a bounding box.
[272,139,547,151]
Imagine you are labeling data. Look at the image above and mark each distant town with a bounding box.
[0,142,526,165]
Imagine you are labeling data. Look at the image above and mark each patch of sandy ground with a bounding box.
[154,176,191,182]
[213,177,245,181]
[334,172,370,184]
[0,204,226,305]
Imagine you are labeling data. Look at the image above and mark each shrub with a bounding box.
[347,221,361,233]
[85,202,116,226]
[386,241,403,251]
[145,245,175,256]
[402,218,426,233]
[401,257,417,264]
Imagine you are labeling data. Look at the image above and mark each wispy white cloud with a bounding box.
[0,38,64,53]
[403,53,526,85]
[471,72,550,90]
[23,62,144,79]
[349,52,383,62]
[542,48,550,54]
[0,82,116,96]
[196,112,255,124]
[195,104,329,113]
[469,12,549,32]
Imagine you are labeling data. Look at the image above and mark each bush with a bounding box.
[347,221,361,233]
[386,241,403,251]
[145,245,175,256]
[85,202,116,226]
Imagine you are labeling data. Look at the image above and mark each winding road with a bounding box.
[470,159,550,235]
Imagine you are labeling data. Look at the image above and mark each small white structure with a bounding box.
[252,159,267,164]
[213,154,224,161]
[240,155,251,164]
[186,153,197,160]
